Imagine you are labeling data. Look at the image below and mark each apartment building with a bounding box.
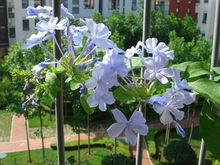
[64,0,139,18]
[195,0,216,39]
[3,0,139,47]
[0,0,9,56]
[7,0,52,46]
[169,0,196,19]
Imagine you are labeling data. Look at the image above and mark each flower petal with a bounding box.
[112,109,128,123]
[125,127,137,145]
[107,123,126,138]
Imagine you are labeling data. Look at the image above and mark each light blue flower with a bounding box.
[102,50,128,78]
[31,58,51,75]
[149,91,185,125]
[26,6,39,19]
[144,38,174,61]
[142,55,174,84]
[125,41,143,59]
[23,32,47,49]
[84,18,115,50]
[107,109,148,145]
[36,17,68,34]
[61,4,74,19]
[170,70,196,105]
[26,5,52,19]
[87,89,115,111]
[172,121,185,138]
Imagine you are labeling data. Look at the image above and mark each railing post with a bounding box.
[135,0,152,165]
[53,1,65,164]
[198,0,220,165]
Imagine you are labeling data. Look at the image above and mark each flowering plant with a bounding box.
[21,4,220,151]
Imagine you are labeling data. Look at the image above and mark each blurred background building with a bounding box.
[0,0,217,56]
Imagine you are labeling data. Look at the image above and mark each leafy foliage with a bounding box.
[200,101,220,160]
[163,140,197,165]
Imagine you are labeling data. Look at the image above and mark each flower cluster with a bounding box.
[23,4,196,145]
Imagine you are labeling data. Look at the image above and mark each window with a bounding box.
[72,0,79,14]
[84,0,94,9]
[195,13,198,23]
[196,0,200,3]
[9,28,15,38]
[73,0,79,5]
[108,0,120,10]
[132,0,137,10]
[204,0,208,3]
[72,7,79,14]
[22,0,29,8]
[23,19,29,31]
[202,13,207,23]
[8,7,14,18]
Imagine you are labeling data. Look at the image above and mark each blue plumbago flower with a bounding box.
[102,49,128,78]
[144,38,174,61]
[86,43,96,56]
[85,64,112,92]
[32,58,51,75]
[31,100,38,107]
[172,121,185,138]
[79,83,87,94]
[23,32,47,49]
[26,5,52,19]
[169,71,196,105]
[125,41,143,59]
[26,6,39,19]
[36,17,68,34]
[149,91,185,125]
[107,109,148,145]
[87,89,115,111]
[84,18,115,50]
[65,25,88,47]
[61,4,74,19]
[142,55,174,84]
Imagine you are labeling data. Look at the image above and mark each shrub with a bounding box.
[163,140,197,165]
[101,154,134,165]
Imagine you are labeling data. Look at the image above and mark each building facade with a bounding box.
[195,0,216,39]
[0,0,9,56]
[169,0,196,19]
[4,0,139,47]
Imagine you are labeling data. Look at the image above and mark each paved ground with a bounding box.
[0,114,199,165]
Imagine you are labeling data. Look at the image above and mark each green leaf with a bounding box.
[213,67,220,75]
[113,87,136,104]
[187,62,209,78]
[189,79,220,107]
[80,94,95,115]
[70,81,80,91]
[45,72,58,85]
[126,56,142,70]
[200,101,220,159]
[170,61,193,72]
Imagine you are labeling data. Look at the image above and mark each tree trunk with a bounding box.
[39,110,46,161]
[87,114,91,155]
[25,117,32,163]
[77,127,80,165]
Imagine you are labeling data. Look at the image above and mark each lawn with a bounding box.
[1,137,131,165]
[0,110,13,142]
